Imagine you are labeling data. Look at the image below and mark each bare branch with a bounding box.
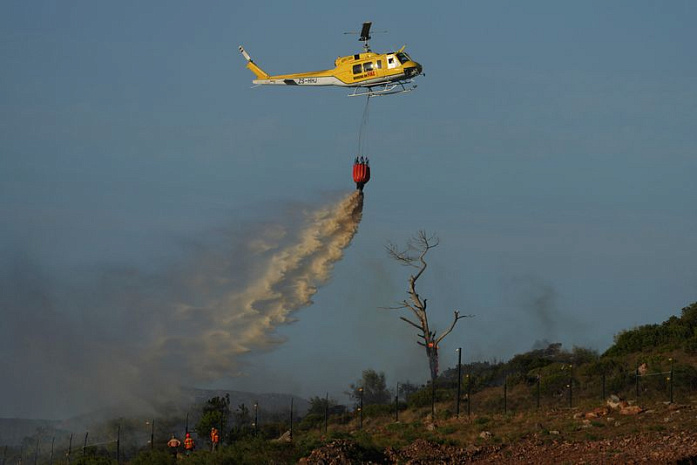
[385,242,419,268]
[434,310,474,345]
[399,316,423,331]
[378,304,409,311]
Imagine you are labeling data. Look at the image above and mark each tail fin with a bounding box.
[238,46,270,80]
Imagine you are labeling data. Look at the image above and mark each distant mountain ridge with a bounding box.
[0,418,58,447]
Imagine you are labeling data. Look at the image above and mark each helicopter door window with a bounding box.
[387,55,397,69]
[352,64,362,74]
[363,62,373,72]
[376,60,383,69]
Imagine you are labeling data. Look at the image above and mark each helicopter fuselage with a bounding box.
[240,47,422,89]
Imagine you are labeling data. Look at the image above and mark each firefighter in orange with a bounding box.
[210,427,220,451]
[183,432,195,455]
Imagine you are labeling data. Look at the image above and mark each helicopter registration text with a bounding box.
[297,78,318,84]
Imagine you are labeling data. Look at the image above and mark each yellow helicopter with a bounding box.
[239,22,423,97]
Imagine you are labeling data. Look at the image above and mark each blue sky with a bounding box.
[2,1,696,418]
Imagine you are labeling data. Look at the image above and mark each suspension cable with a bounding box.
[357,95,371,156]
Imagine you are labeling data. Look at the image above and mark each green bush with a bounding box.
[605,303,697,356]
[298,413,325,430]
[363,403,394,418]
[72,457,117,465]
[407,386,450,408]
[130,450,174,465]
[538,364,572,396]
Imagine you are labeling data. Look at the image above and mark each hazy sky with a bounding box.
[2,1,696,419]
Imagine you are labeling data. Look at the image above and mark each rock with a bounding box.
[304,430,697,464]
[619,405,644,415]
[304,439,377,465]
[273,430,292,443]
[479,431,493,439]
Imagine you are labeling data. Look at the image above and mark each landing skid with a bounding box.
[348,81,417,98]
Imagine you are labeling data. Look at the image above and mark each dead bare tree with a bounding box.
[386,230,472,381]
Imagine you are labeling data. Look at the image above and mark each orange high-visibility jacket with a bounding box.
[210,428,220,443]
[184,437,195,450]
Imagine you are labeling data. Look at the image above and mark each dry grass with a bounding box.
[318,389,697,451]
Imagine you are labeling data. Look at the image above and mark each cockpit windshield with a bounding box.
[396,52,411,64]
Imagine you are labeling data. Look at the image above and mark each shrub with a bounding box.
[363,404,394,418]
[130,450,173,465]
[72,457,117,465]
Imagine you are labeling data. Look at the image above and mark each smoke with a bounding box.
[0,191,364,419]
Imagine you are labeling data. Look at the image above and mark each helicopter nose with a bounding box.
[405,63,422,77]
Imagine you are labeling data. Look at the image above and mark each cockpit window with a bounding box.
[396,53,410,64]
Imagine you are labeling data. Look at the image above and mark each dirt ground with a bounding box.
[303,432,697,464]
[302,401,697,464]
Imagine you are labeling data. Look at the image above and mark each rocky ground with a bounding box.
[300,401,697,464]
[302,433,697,464]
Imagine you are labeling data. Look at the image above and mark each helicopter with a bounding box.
[239,22,423,97]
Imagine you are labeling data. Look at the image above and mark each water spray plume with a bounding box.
[149,191,364,381]
[0,191,364,419]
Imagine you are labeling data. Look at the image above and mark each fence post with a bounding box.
[568,365,573,409]
[503,378,507,414]
[67,433,73,464]
[116,424,121,465]
[456,348,462,418]
[149,420,154,450]
[394,384,400,422]
[290,398,294,442]
[391,394,396,423]
[358,388,364,429]
[467,374,472,416]
[254,401,260,436]
[669,358,674,404]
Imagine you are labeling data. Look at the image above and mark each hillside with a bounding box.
[2,303,697,463]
